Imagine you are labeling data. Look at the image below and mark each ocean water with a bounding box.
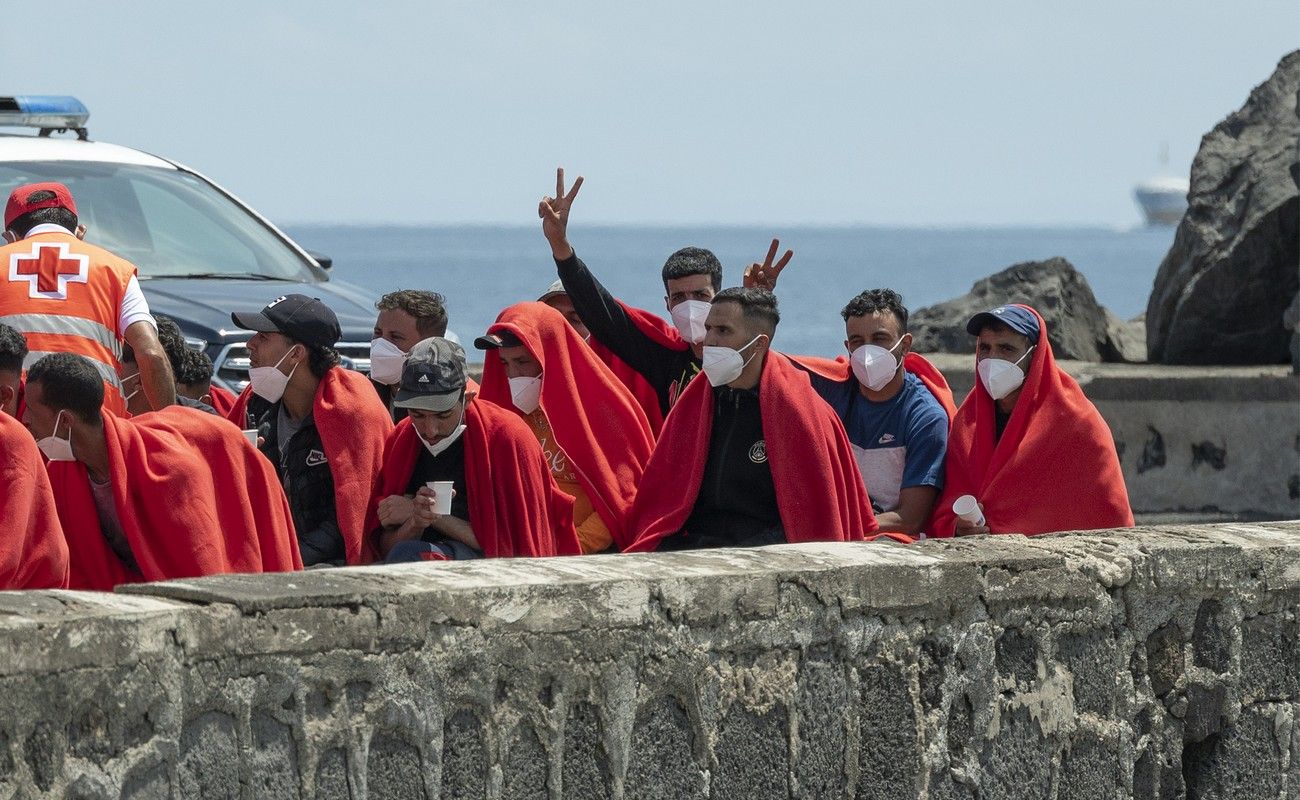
[286,225,1177,358]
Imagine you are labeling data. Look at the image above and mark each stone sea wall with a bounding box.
[0,522,1297,798]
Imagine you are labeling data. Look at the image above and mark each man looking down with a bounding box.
[27,353,300,590]
[366,337,580,561]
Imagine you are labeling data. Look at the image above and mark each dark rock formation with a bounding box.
[1146,51,1300,365]
[910,257,1143,362]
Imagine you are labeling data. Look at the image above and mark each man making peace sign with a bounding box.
[539,168,790,417]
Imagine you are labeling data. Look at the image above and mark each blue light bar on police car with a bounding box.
[0,96,89,131]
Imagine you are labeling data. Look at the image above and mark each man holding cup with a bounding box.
[930,304,1133,537]
[366,337,580,561]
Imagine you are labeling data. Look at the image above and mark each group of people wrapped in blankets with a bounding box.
[1,171,1133,591]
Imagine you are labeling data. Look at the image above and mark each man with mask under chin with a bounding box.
[623,288,879,552]
[364,337,580,562]
[928,304,1133,539]
[227,294,393,567]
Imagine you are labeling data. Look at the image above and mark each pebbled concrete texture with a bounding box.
[0,523,1294,798]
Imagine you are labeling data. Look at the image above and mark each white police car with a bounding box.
[0,95,377,391]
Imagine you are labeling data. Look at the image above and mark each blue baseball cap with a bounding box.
[966,305,1040,343]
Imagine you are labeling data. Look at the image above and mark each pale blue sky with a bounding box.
[3,2,1295,227]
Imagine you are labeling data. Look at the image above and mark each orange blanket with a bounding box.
[46,406,301,590]
[624,352,877,551]
[0,412,69,589]
[227,367,393,565]
[364,400,579,559]
[479,303,654,550]
[929,305,1134,537]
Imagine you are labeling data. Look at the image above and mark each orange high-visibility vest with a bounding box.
[0,231,137,415]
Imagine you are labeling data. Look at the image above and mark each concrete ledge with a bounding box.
[0,522,1297,798]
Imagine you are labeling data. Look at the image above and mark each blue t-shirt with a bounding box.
[810,371,948,513]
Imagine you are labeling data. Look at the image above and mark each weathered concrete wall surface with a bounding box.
[928,356,1300,519]
[0,523,1297,799]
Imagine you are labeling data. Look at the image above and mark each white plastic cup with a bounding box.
[427,480,455,515]
[242,429,259,447]
[952,495,986,528]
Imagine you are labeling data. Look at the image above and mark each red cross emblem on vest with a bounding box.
[8,242,90,300]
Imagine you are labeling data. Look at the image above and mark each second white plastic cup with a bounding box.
[242,429,259,447]
[427,480,454,515]
[952,494,986,528]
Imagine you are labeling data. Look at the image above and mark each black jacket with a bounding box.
[660,386,784,550]
[245,395,345,566]
[556,252,699,415]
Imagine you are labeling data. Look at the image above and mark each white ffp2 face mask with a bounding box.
[670,300,711,344]
[977,345,1035,400]
[850,338,904,392]
[248,347,299,402]
[368,337,407,386]
[415,406,467,457]
[701,335,762,387]
[36,409,76,462]
[509,374,543,414]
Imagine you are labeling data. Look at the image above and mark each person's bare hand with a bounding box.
[538,167,584,260]
[411,487,437,528]
[743,238,793,291]
[954,502,989,536]
[377,494,414,528]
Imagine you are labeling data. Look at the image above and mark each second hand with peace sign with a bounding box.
[743,238,794,292]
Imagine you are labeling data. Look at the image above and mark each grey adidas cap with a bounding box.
[392,337,467,412]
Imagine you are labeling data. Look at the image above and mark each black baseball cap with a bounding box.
[473,329,524,350]
[966,305,1040,344]
[393,337,468,412]
[231,294,341,348]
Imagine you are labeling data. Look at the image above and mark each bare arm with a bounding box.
[123,321,176,410]
[873,486,939,537]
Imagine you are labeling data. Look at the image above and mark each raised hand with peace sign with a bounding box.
[539,167,584,261]
[742,238,794,292]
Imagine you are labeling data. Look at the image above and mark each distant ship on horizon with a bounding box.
[1133,144,1189,226]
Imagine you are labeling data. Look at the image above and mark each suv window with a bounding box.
[0,160,318,281]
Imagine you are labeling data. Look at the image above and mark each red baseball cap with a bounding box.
[4,182,77,229]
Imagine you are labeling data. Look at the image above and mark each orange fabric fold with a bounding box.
[929,305,1133,537]
[479,303,655,551]
[0,412,69,589]
[226,368,393,565]
[624,352,878,552]
[363,400,579,560]
[46,406,301,591]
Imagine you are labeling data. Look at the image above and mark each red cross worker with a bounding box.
[0,182,174,416]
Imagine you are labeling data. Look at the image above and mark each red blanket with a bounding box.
[46,406,301,590]
[364,400,580,560]
[790,352,958,419]
[227,367,393,565]
[207,384,237,417]
[0,412,69,589]
[929,305,1134,537]
[479,302,655,550]
[589,338,666,436]
[624,352,877,552]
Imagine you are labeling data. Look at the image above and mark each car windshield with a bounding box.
[0,160,319,281]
